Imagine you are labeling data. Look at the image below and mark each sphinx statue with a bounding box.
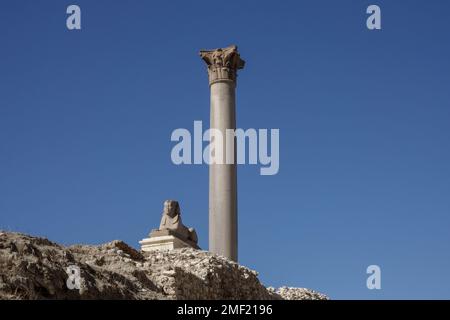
[150,200,198,246]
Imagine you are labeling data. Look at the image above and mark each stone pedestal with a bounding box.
[139,235,194,252]
[200,45,245,262]
[140,229,200,252]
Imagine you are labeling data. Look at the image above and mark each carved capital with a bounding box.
[199,45,245,85]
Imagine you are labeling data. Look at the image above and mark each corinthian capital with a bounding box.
[199,45,245,85]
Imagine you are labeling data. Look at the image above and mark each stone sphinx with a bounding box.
[155,200,198,244]
[140,200,200,251]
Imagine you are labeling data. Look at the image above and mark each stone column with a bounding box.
[200,45,245,262]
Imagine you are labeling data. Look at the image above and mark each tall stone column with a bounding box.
[200,45,245,262]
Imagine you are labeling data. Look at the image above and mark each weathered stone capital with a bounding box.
[199,45,245,86]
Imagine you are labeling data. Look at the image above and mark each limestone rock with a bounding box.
[0,232,328,300]
[267,286,329,300]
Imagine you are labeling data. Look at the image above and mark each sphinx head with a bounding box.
[163,200,180,218]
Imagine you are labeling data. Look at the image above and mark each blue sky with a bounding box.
[1,0,450,299]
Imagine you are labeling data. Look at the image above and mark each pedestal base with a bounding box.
[139,235,199,252]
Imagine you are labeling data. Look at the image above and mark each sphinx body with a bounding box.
[155,200,198,244]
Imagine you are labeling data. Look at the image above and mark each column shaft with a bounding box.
[209,81,237,261]
[199,45,244,262]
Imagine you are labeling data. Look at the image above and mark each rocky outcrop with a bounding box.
[0,231,327,300]
[267,286,329,300]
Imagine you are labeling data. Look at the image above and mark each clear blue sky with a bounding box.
[1,0,449,299]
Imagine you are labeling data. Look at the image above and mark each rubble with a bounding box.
[0,232,328,300]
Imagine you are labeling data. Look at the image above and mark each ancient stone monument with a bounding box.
[199,45,245,262]
[140,200,200,252]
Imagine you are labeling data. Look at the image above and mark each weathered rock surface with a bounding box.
[0,232,328,300]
